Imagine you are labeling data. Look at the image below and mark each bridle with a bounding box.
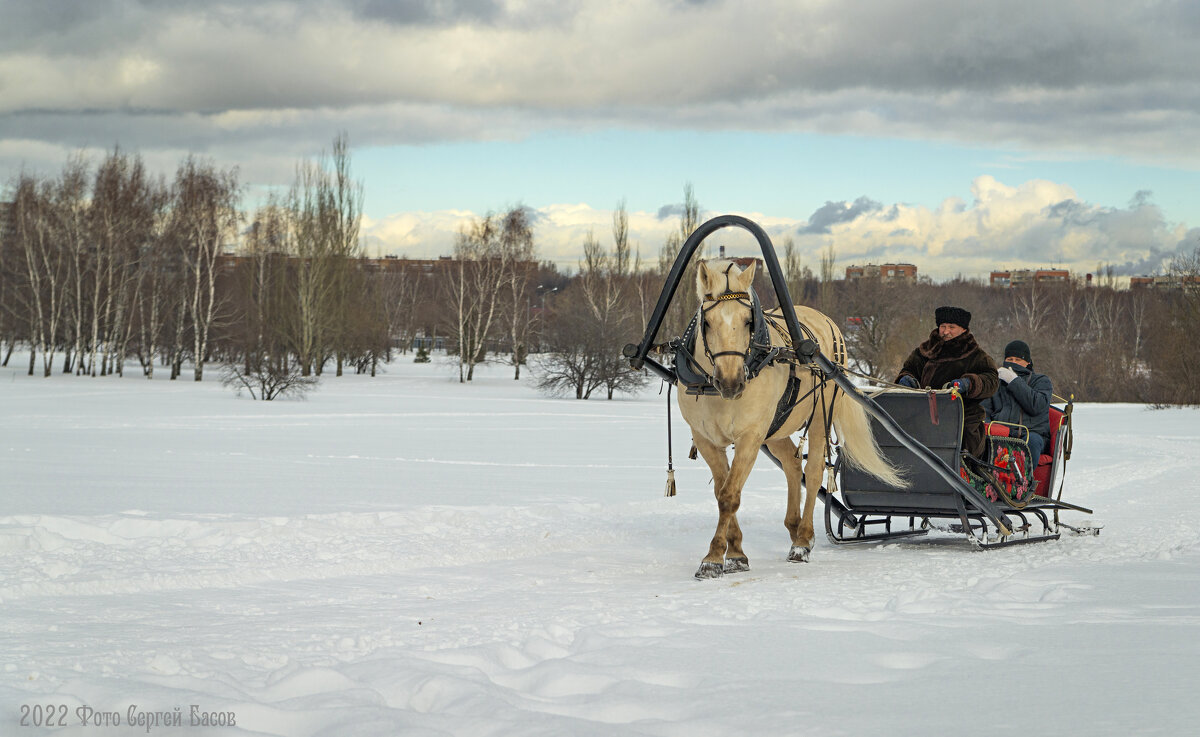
[699,290,760,373]
[671,264,810,396]
[694,264,779,385]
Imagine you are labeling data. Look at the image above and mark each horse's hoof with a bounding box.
[787,546,811,563]
[694,562,725,579]
[723,557,750,574]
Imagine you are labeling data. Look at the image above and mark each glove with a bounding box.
[946,376,971,394]
[897,375,919,388]
[997,366,1017,384]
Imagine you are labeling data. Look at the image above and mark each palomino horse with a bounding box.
[678,259,905,578]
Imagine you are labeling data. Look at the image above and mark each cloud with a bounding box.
[656,203,686,221]
[0,0,1197,169]
[357,176,1190,281]
[789,176,1192,279]
[800,196,883,234]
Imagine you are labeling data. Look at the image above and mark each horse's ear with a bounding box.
[737,260,757,290]
[696,260,715,297]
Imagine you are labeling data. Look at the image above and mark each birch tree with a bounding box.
[88,150,162,376]
[11,173,68,376]
[286,133,363,376]
[499,206,536,379]
[448,214,505,382]
[172,156,240,381]
[132,201,176,378]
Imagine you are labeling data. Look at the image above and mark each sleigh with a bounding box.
[814,389,1097,548]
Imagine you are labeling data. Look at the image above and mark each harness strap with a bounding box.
[704,291,751,303]
[767,365,802,438]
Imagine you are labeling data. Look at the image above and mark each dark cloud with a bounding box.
[1045,199,1100,227]
[1129,190,1153,208]
[0,0,1198,202]
[800,196,882,234]
[1111,228,1200,276]
[349,0,504,26]
[657,203,684,221]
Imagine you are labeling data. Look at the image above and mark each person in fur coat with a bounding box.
[896,306,999,458]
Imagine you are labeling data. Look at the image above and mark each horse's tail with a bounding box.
[832,391,909,488]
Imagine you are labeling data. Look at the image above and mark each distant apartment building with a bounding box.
[989,268,1070,287]
[844,263,918,284]
[1130,274,1200,290]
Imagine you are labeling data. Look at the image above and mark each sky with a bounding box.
[1,0,1198,279]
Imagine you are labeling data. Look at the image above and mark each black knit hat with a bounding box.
[1004,339,1033,365]
[934,306,971,330]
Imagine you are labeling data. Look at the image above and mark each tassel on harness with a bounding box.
[664,382,677,497]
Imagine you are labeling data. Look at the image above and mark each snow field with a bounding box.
[2,356,1199,736]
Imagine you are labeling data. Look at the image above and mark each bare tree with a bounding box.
[1147,244,1200,405]
[841,280,919,377]
[538,225,647,399]
[172,156,241,381]
[286,134,363,377]
[448,214,506,382]
[1010,283,1048,337]
[782,235,808,303]
[10,172,69,376]
[499,206,536,379]
[53,157,90,375]
[0,197,14,365]
[657,184,703,340]
[534,285,607,399]
[221,358,318,400]
[326,134,364,377]
[88,149,162,376]
[235,201,293,376]
[819,244,836,315]
[379,261,424,356]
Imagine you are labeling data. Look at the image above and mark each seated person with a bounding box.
[896,306,999,458]
[982,340,1053,465]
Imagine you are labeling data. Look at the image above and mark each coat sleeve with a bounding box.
[898,349,924,385]
[1005,371,1052,417]
[963,351,999,400]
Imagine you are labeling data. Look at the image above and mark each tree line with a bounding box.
[2,147,1197,405]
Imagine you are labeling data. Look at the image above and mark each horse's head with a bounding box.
[696,259,760,400]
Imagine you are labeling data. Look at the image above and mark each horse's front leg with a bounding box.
[693,435,760,578]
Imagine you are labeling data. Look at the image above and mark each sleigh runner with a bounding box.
[624,215,1097,576]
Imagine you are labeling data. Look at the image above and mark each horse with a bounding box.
[676,259,906,578]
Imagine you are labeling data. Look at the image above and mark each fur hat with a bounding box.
[1004,339,1033,365]
[934,306,971,330]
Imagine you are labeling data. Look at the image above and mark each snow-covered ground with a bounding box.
[2,354,1199,736]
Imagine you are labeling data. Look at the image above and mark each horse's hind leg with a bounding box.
[793,425,829,560]
[766,436,812,562]
[692,436,755,577]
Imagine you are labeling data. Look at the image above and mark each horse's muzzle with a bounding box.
[713,375,746,400]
